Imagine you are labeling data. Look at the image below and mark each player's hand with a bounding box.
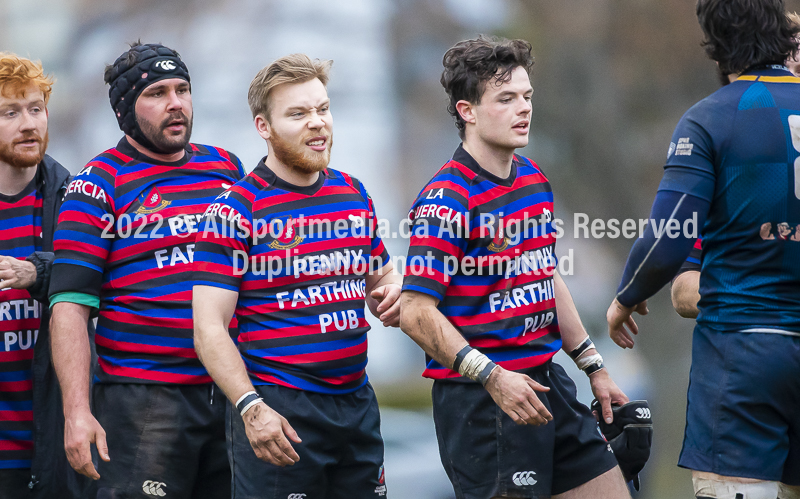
[0,256,36,290]
[588,369,629,424]
[370,283,401,327]
[607,298,648,349]
[484,367,553,426]
[243,401,302,466]
[64,408,109,480]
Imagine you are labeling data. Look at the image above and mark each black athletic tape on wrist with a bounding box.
[236,392,261,415]
[569,337,594,361]
[477,362,498,386]
[452,345,473,373]
[583,361,605,376]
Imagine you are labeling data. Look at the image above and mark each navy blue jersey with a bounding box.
[664,65,800,331]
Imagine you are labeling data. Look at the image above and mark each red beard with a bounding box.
[270,129,332,175]
[0,130,48,168]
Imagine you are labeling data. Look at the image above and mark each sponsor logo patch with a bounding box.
[675,137,693,156]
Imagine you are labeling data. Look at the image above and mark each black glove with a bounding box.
[591,399,653,491]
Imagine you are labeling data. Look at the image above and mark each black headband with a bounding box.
[107,44,191,153]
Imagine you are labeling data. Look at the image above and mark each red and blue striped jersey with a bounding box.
[51,138,244,385]
[403,145,561,380]
[0,177,42,469]
[194,160,389,394]
[677,238,702,276]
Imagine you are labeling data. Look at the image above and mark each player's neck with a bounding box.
[264,153,320,187]
[125,135,186,164]
[462,139,515,180]
[0,160,37,196]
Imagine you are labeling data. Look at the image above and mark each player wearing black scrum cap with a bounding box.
[49,42,244,499]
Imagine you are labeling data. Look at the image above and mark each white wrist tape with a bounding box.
[240,399,262,417]
[693,475,780,499]
[459,349,493,381]
[575,343,595,361]
[576,353,603,371]
[235,391,258,407]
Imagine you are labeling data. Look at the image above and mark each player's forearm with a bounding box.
[195,322,255,403]
[365,262,401,315]
[192,287,255,403]
[671,271,700,318]
[553,272,593,352]
[616,190,709,306]
[50,302,92,417]
[399,291,467,369]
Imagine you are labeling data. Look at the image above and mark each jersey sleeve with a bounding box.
[193,187,254,292]
[402,179,470,302]
[49,162,116,297]
[660,105,717,202]
[358,181,390,271]
[227,151,246,180]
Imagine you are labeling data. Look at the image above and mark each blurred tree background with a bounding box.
[3,0,799,497]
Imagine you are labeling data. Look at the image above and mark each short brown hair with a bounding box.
[0,52,54,103]
[248,54,333,120]
[441,36,534,138]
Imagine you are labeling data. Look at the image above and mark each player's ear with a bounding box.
[254,114,271,141]
[455,100,476,126]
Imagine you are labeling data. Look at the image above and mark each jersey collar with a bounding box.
[741,64,794,77]
[452,143,518,188]
[117,137,192,167]
[254,157,326,196]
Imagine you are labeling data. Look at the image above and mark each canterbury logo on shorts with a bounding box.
[142,480,167,496]
[512,471,538,486]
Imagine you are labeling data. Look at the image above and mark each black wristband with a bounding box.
[452,345,473,373]
[477,361,498,386]
[236,392,261,414]
[568,337,593,360]
[583,361,605,376]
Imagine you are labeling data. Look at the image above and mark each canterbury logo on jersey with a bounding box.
[142,480,167,496]
[512,471,537,486]
[636,407,651,419]
[287,494,306,499]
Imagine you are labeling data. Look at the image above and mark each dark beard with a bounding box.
[270,129,332,174]
[0,130,48,168]
[137,111,193,154]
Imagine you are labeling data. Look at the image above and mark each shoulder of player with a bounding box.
[188,143,244,174]
[682,87,742,126]
[203,182,255,223]
[67,148,123,194]
[513,154,548,178]
[329,168,366,192]
[410,159,474,209]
